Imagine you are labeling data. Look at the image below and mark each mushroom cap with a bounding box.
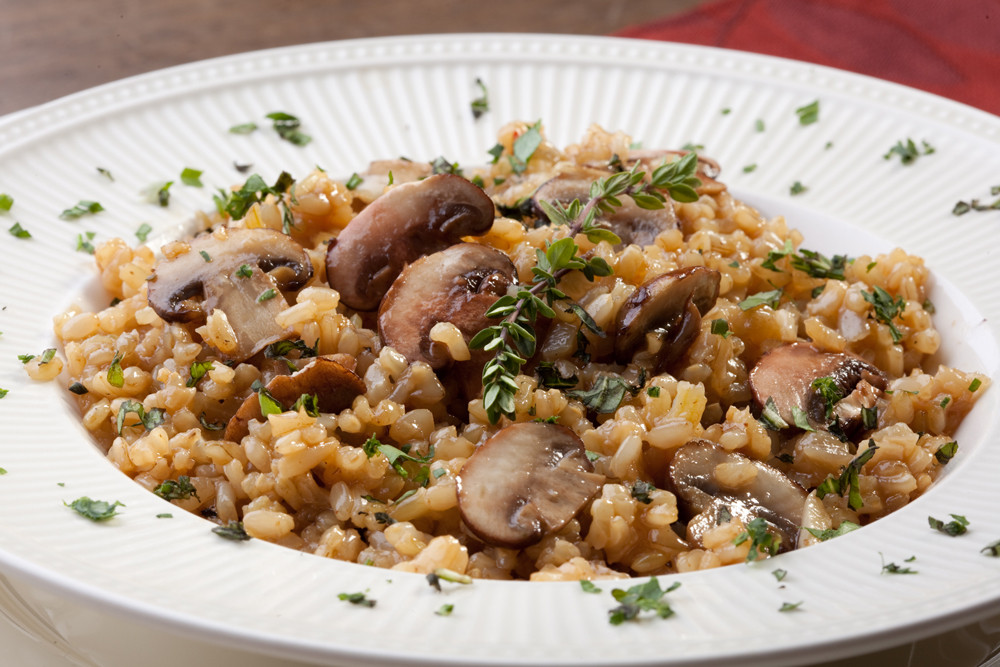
[457,422,604,549]
[147,228,312,322]
[224,357,366,442]
[146,228,313,362]
[378,243,516,369]
[532,169,678,248]
[667,440,807,552]
[614,266,721,366]
[326,173,496,311]
[749,342,888,431]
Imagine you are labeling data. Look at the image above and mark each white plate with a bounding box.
[1,34,999,667]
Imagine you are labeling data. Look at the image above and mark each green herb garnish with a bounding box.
[861,286,906,342]
[345,173,363,190]
[608,577,680,625]
[804,521,861,541]
[181,167,204,187]
[107,351,124,388]
[266,111,311,146]
[935,441,958,464]
[8,222,30,239]
[186,360,213,387]
[135,223,153,243]
[60,200,104,220]
[884,138,935,165]
[338,591,376,607]
[115,399,165,434]
[816,441,878,510]
[470,77,489,119]
[928,514,969,536]
[580,580,603,594]
[229,122,258,134]
[738,288,783,311]
[66,497,123,521]
[734,517,781,561]
[257,288,277,302]
[153,476,199,501]
[795,100,819,125]
[213,520,250,541]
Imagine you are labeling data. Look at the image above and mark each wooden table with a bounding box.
[0,0,703,116]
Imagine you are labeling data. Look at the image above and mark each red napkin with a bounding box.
[615,0,1000,116]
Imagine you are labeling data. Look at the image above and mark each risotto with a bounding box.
[48,121,988,581]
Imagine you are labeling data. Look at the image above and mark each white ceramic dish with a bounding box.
[1,34,999,667]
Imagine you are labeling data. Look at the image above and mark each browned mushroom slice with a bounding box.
[667,440,807,552]
[457,422,604,548]
[146,228,313,361]
[224,357,365,441]
[326,173,496,311]
[749,342,887,432]
[532,171,678,247]
[613,266,721,371]
[378,243,516,369]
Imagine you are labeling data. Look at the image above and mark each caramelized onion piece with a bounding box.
[457,422,604,548]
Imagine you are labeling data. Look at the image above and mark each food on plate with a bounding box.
[49,121,988,581]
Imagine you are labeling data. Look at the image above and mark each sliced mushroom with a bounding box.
[326,174,496,310]
[457,422,604,548]
[377,243,516,369]
[749,342,887,433]
[614,266,721,371]
[667,440,807,551]
[224,357,365,442]
[532,168,678,247]
[147,228,313,361]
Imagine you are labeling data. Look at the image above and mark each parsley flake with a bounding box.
[66,497,123,521]
[470,77,489,119]
[928,513,969,536]
[60,200,104,220]
[338,591,376,607]
[8,222,30,239]
[795,100,820,125]
[212,520,250,541]
[608,577,680,625]
[135,223,153,243]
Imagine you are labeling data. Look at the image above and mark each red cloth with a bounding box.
[615,0,1000,116]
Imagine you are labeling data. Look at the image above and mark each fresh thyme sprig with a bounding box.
[469,152,701,424]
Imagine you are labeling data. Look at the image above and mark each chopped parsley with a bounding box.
[235,264,253,278]
[934,441,958,464]
[710,318,731,338]
[229,122,258,134]
[435,604,455,617]
[779,601,804,612]
[250,379,283,417]
[116,399,165,434]
[880,553,917,575]
[789,181,808,195]
[567,372,645,415]
[362,435,434,480]
[884,138,935,165]
[755,118,765,132]
[969,378,982,392]
[816,440,878,510]
[580,580,603,594]
[338,591,376,607]
[68,381,88,395]
[733,517,781,561]
[795,100,820,125]
[153,476,200,501]
[59,200,104,220]
[861,286,906,342]
[607,577,680,625]
[928,513,969,536]
[8,222,30,239]
[509,120,543,174]
[804,521,861,541]
[742,163,757,173]
[647,386,661,398]
[107,351,124,388]
[630,480,655,504]
[345,173,363,190]
[76,231,97,254]
[470,77,489,119]
[759,396,789,431]
[738,288,782,311]
[982,540,1000,557]
[810,376,844,420]
[186,360,213,387]
[0,193,12,211]
[180,167,204,187]
[430,156,462,175]
[266,111,311,146]
[426,567,473,591]
[213,521,250,541]
[257,288,277,302]
[66,497,123,521]
[135,223,153,243]
[97,167,114,181]
[771,568,787,582]
[19,348,56,365]
[535,361,579,390]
